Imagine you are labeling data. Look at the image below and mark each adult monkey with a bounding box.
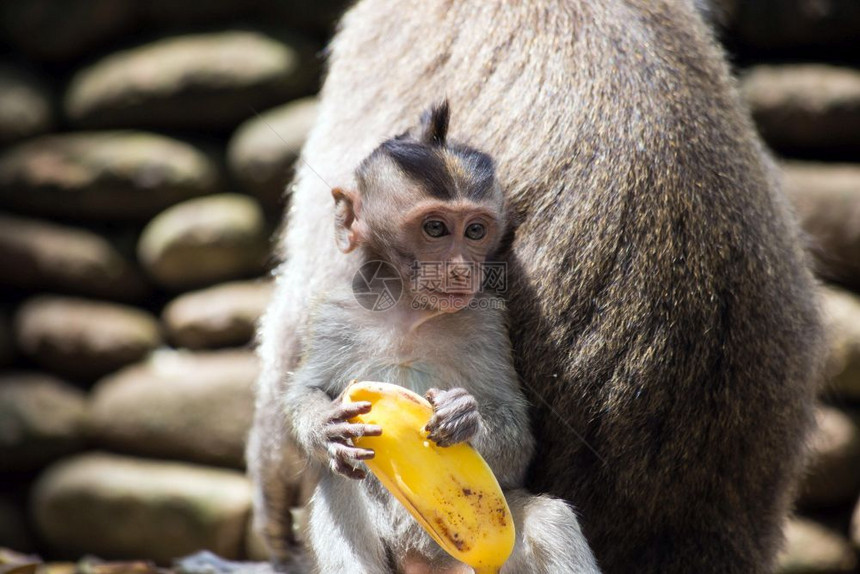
[248,0,823,572]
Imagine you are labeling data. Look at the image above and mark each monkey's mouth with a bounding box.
[420,288,475,313]
[424,287,476,297]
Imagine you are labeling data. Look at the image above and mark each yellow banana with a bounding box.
[344,380,515,574]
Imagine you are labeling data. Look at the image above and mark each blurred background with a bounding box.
[0,1,859,572]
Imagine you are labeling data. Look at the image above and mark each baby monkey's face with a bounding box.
[396,198,503,313]
[333,100,506,314]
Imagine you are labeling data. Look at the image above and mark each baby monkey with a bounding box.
[286,102,598,574]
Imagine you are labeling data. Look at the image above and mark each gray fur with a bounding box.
[285,286,601,572]
[504,491,601,574]
[249,1,824,572]
[268,103,601,571]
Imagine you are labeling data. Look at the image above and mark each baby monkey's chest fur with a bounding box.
[316,296,509,397]
[310,298,510,564]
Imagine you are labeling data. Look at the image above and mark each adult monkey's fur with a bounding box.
[248,1,824,572]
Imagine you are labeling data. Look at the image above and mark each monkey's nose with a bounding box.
[450,267,471,279]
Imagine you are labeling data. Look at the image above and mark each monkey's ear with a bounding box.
[418,100,450,146]
[332,187,363,253]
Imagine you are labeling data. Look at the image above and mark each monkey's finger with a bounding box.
[425,412,455,433]
[327,441,375,463]
[325,421,382,441]
[330,401,373,422]
[339,422,382,439]
[427,430,455,448]
[425,388,440,404]
[425,412,461,434]
[427,412,481,446]
[330,457,367,480]
[351,447,376,461]
[350,423,383,438]
[428,424,475,447]
[424,419,449,440]
[424,416,440,434]
[328,442,374,480]
[431,395,479,421]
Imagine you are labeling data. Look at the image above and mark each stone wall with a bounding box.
[0,2,332,571]
[0,1,859,572]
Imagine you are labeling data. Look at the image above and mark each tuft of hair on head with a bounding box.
[418,100,450,146]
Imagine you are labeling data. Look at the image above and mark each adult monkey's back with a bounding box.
[249,1,824,572]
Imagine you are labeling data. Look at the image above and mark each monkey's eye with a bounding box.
[465,223,486,240]
[423,220,448,238]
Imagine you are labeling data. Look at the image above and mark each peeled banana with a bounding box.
[344,380,515,574]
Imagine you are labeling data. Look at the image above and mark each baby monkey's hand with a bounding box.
[425,387,483,447]
[321,399,382,479]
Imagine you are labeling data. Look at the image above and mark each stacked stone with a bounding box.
[724,2,860,572]
[0,0,334,570]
